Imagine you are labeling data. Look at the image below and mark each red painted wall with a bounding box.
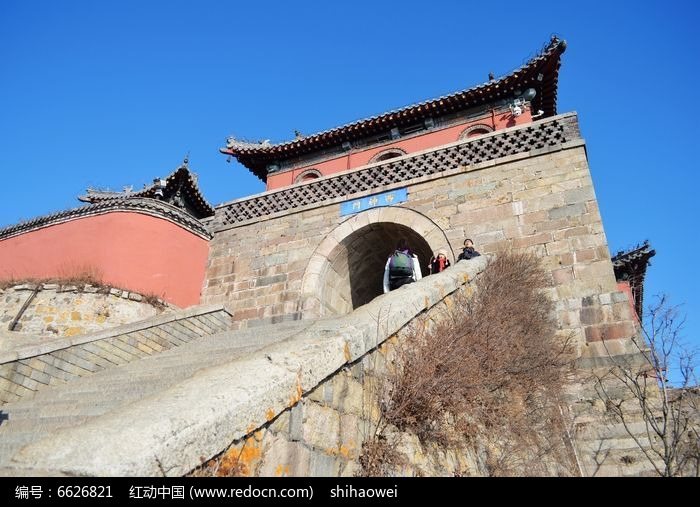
[266,109,532,190]
[617,281,639,323]
[0,212,209,308]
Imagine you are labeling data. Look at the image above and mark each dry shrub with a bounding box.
[380,251,575,475]
[141,293,168,311]
[357,437,406,477]
[0,275,103,291]
[55,262,104,283]
[189,455,247,477]
[189,439,253,477]
[0,274,167,311]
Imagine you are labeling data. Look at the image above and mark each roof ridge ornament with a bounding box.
[221,36,568,182]
[76,161,215,218]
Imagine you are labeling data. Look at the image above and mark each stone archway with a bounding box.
[300,206,453,317]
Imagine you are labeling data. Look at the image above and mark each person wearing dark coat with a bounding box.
[457,238,481,262]
[429,250,451,274]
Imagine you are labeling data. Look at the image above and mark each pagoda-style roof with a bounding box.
[221,36,567,181]
[79,160,215,219]
[612,242,656,320]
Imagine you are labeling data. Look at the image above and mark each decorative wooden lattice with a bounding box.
[215,115,580,227]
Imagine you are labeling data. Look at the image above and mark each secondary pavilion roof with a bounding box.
[78,159,215,219]
[221,36,567,181]
[612,242,656,320]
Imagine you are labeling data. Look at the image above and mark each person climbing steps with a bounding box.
[383,239,422,293]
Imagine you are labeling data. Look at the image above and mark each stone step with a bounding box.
[52,347,263,396]
[0,318,314,468]
[0,415,89,437]
[31,342,266,397]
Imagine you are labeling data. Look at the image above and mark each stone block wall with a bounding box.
[3,257,492,476]
[203,113,637,356]
[0,283,165,338]
[196,258,574,477]
[207,348,490,477]
[2,258,653,477]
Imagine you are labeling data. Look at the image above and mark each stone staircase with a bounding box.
[0,319,313,474]
[0,305,234,404]
[0,256,665,477]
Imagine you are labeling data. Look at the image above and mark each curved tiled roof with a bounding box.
[79,164,215,219]
[222,37,566,181]
[612,241,656,321]
[612,242,656,270]
[0,197,212,241]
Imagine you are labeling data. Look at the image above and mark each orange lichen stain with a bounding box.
[444,297,454,309]
[424,295,430,309]
[462,274,470,283]
[266,409,276,422]
[217,436,263,477]
[43,316,53,323]
[239,437,262,463]
[254,430,264,442]
[339,445,351,458]
[343,342,351,362]
[70,311,81,321]
[289,376,303,406]
[95,315,107,324]
[325,447,339,457]
[64,327,83,337]
[466,286,474,297]
[274,464,290,477]
[73,299,83,305]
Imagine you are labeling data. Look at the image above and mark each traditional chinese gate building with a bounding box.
[0,36,644,356]
[0,36,661,477]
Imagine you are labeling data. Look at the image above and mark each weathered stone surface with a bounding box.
[0,112,651,476]
[0,305,234,404]
[301,402,340,452]
[4,258,487,476]
[0,284,164,340]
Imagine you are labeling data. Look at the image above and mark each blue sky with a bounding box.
[1,1,697,357]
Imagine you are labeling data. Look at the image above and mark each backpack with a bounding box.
[389,250,413,277]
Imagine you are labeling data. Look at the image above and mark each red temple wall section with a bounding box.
[0,213,209,308]
[265,109,532,190]
[617,281,639,323]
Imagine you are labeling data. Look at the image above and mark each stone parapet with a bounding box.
[0,283,168,339]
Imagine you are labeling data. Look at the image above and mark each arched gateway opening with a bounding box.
[300,207,453,317]
[321,222,433,315]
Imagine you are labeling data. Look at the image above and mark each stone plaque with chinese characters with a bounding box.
[339,188,408,217]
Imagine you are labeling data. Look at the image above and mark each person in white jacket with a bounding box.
[383,239,422,293]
